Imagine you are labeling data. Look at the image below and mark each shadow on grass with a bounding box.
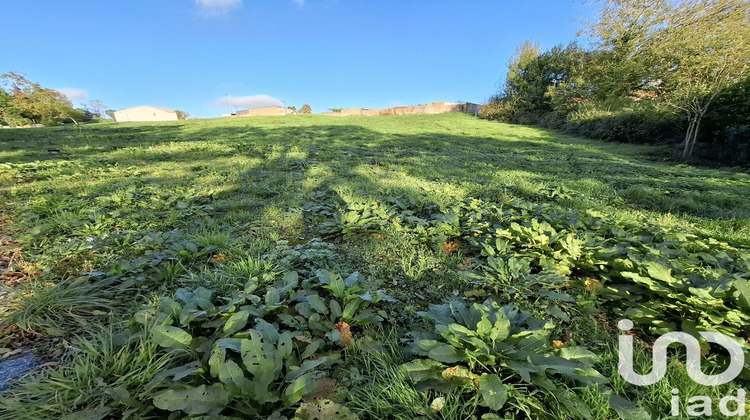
[2,118,750,234]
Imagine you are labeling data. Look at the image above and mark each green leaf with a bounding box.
[218,359,252,392]
[307,294,329,314]
[155,362,204,382]
[328,274,346,298]
[732,278,750,311]
[151,325,192,349]
[490,315,510,343]
[278,331,294,360]
[295,399,359,420]
[286,357,328,381]
[330,300,342,319]
[479,373,507,411]
[556,346,599,365]
[608,394,652,420]
[282,271,299,291]
[342,300,361,320]
[223,310,250,335]
[428,344,465,363]
[152,384,230,415]
[344,271,363,288]
[476,314,493,338]
[208,346,226,377]
[300,338,322,359]
[265,287,281,307]
[643,261,677,283]
[402,359,445,382]
[283,372,317,406]
[546,305,570,322]
[61,407,111,420]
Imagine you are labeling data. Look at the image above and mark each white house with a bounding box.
[113,106,178,122]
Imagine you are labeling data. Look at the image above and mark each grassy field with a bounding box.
[1,114,749,419]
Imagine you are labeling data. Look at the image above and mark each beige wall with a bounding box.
[326,102,480,117]
[113,106,178,122]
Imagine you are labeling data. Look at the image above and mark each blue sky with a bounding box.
[0,1,596,118]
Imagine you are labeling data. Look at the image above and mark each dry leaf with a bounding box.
[463,289,487,297]
[212,254,230,263]
[334,322,352,345]
[552,340,568,349]
[440,241,459,254]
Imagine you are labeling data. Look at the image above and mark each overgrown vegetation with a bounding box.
[0,114,749,418]
[0,72,106,127]
[482,0,750,165]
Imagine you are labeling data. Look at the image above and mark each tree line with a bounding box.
[0,72,193,126]
[482,0,750,165]
[0,72,107,126]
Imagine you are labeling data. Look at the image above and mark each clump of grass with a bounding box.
[226,255,277,279]
[180,269,240,296]
[0,278,114,336]
[152,260,186,287]
[0,324,181,420]
[192,229,235,251]
[344,332,478,420]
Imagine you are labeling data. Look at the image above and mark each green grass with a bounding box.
[1,114,749,419]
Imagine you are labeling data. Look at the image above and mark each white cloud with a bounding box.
[195,0,242,16]
[56,88,89,102]
[210,94,284,109]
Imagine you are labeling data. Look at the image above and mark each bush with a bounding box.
[479,100,514,122]
[694,124,750,166]
[537,111,567,130]
[511,110,546,125]
[563,102,684,144]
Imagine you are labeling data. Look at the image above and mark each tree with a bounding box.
[583,0,670,99]
[1,72,78,125]
[330,108,343,113]
[587,0,750,158]
[299,104,312,114]
[499,41,584,117]
[87,100,107,118]
[655,0,750,158]
[175,110,190,120]
[0,89,25,126]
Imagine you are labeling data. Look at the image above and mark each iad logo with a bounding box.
[618,319,747,417]
[618,319,744,386]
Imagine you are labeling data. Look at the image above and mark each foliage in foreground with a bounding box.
[1,116,750,419]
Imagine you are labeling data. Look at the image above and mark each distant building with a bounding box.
[319,102,481,116]
[235,106,287,117]
[113,106,178,122]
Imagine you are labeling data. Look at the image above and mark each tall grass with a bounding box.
[0,324,181,419]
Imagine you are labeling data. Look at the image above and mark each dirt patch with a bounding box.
[0,218,35,290]
[0,243,26,289]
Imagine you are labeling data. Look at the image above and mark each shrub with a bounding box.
[479,100,515,122]
[537,111,567,130]
[694,124,750,166]
[564,102,684,144]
